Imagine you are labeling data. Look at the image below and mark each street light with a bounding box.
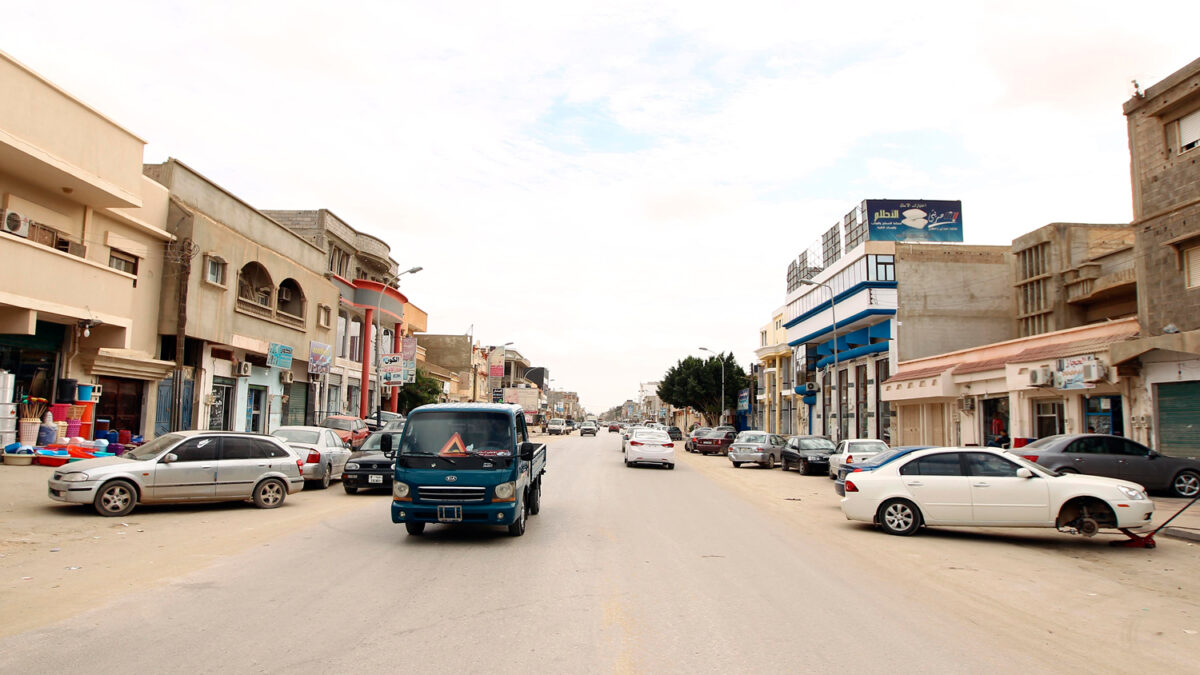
[798,279,838,438]
[375,265,422,427]
[699,346,725,426]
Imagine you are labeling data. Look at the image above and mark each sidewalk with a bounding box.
[1154,496,1200,543]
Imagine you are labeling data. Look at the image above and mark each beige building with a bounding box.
[754,310,794,434]
[0,50,174,439]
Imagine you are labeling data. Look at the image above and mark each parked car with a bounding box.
[273,425,353,489]
[728,431,788,468]
[624,428,675,469]
[835,446,933,496]
[665,426,684,441]
[548,418,568,435]
[608,423,621,433]
[685,427,712,452]
[342,430,401,494]
[322,415,370,449]
[580,421,599,436]
[621,425,645,452]
[828,439,891,478]
[364,410,405,431]
[1016,434,1200,498]
[46,431,304,517]
[841,446,1155,537]
[382,416,408,431]
[781,435,836,474]
[693,429,736,455]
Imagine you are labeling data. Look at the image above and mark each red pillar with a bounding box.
[360,308,373,419]
[389,322,402,412]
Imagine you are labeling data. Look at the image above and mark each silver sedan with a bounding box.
[274,426,353,489]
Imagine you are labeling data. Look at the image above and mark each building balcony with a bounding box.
[1066,268,1136,305]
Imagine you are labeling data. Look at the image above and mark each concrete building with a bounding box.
[0,51,174,438]
[417,334,486,402]
[783,199,1013,443]
[1012,222,1136,337]
[144,160,339,434]
[753,310,793,434]
[1110,57,1200,455]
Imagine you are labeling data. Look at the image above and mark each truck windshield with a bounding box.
[400,411,515,456]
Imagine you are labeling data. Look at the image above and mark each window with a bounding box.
[760,330,767,347]
[205,256,227,285]
[108,249,138,276]
[171,437,219,462]
[220,437,259,460]
[965,453,1019,477]
[1180,109,1200,153]
[871,255,895,281]
[1187,246,1200,289]
[900,453,963,476]
[838,368,849,440]
[318,305,332,328]
[237,262,274,308]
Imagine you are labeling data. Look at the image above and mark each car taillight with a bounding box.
[306,450,321,464]
[852,468,862,473]
[630,441,643,446]
[1022,455,1039,462]
[663,443,674,448]
[845,480,859,492]
[296,458,304,473]
[846,455,853,464]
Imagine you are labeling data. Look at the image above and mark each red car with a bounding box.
[693,429,736,456]
[322,415,370,449]
[608,423,621,433]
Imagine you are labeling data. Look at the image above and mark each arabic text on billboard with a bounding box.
[266,342,294,369]
[737,388,750,412]
[865,199,963,243]
[307,342,333,374]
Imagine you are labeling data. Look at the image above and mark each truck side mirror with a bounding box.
[520,441,537,461]
[381,434,393,455]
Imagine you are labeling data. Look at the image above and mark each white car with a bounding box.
[840,447,1155,536]
[273,426,353,489]
[828,438,890,478]
[547,418,568,435]
[624,428,675,469]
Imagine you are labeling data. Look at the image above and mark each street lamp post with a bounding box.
[375,265,422,427]
[798,279,838,439]
[698,347,725,426]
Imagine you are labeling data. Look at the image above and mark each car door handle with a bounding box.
[973,482,990,488]
[905,481,924,487]
[200,466,213,469]
[1074,458,1084,462]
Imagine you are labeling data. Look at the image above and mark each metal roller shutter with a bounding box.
[287,381,309,426]
[1156,381,1200,457]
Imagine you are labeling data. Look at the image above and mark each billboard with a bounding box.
[864,199,962,243]
[738,388,750,412]
[266,342,294,369]
[307,341,333,374]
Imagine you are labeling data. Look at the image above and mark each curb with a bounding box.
[1159,527,1200,543]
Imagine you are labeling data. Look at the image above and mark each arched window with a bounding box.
[277,278,305,318]
[237,262,274,308]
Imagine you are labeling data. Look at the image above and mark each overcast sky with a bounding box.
[8,1,1197,413]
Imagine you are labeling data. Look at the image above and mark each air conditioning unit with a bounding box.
[1029,367,1053,387]
[804,382,819,393]
[278,287,292,302]
[236,361,253,377]
[280,371,294,384]
[958,397,975,412]
[2,210,30,238]
[1082,363,1107,383]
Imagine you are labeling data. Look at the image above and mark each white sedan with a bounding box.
[828,438,890,478]
[841,447,1154,536]
[624,428,675,470]
[273,426,353,489]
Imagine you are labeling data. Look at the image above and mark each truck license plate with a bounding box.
[437,505,462,522]
[368,474,383,484]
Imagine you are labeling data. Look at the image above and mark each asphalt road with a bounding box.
[1,432,1196,674]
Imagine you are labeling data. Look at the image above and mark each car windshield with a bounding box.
[273,429,320,444]
[361,431,403,452]
[847,441,888,453]
[797,439,835,450]
[633,430,671,442]
[702,430,726,438]
[400,411,514,456]
[692,428,711,436]
[383,418,407,430]
[124,433,184,461]
[1023,435,1065,449]
[737,433,768,444]
[322,418,354,431]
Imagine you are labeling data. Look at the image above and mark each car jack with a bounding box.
[1111,494,1200,549]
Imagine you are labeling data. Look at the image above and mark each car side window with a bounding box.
[255,439,289,458]
[326,431,341,447]
[900,453,963,476]
[965,453,1020,477]
[220,437,255,460]
[172,437,219,462]
[516,416,528,445]
[1067,439,1096,454]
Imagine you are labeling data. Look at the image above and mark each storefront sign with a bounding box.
[1057,355,1096,390]
[492,388,504,403]
[864,199,963,243]
[307,342,333,374]
[738,388,750,411]
[401,336,418,360]
[266,342,293,369]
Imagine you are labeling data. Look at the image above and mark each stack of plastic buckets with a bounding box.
[0,370,15,448]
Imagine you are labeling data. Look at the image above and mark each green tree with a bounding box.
[657,353,749,424]
[394,369,444,414]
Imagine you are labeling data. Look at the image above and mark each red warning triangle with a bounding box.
[439,433,469,457]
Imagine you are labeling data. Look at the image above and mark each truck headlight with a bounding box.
[494,481,515,501]
[393,482,410,500]
[61,473,91,482]
[345,462,360,470]
[1118,485,1146,500]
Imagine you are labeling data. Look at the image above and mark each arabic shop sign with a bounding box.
[864,199,963,243]
[267,342,294,369]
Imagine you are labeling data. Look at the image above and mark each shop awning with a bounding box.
[83,348,176,381]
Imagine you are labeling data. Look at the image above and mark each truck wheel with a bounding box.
[405,522,425,536]
[508,502,527,536]
[528,480,542,515]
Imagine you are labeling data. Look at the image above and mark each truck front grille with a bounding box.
[417,486,487,502]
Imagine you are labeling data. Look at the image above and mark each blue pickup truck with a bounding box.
[390,403,547,537]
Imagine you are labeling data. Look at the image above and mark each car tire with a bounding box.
[253,478,287,509]
[507,501,527,536]
[732,461,743,468]
[1171,470,1200,498]
[878,499,922,536]
[1057,467,1079,474]
[528,480,542,515]
[405,521,425,535]
[625,459,632,467]
[343,483,358,495]
[93,479,137,517]
[318,465,332,490]
[666,463,674,470]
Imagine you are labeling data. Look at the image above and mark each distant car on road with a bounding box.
[781,435,836,474]
[828,439,890,478]
[548,418,568,435]
[273,425,353,489]
[666,426,683,441]
[580,421,599,436]
[685,427,712,452]
[608,422,621,433]
[364,410,405,431]
[693,429,736,456]
[728,431,788,468]
[624,428,675,469]
[841,447,1155,537]
[1016,434,1200,497]
[322,415,370,449]
[47,431,304,517]
[342,430,401,494]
